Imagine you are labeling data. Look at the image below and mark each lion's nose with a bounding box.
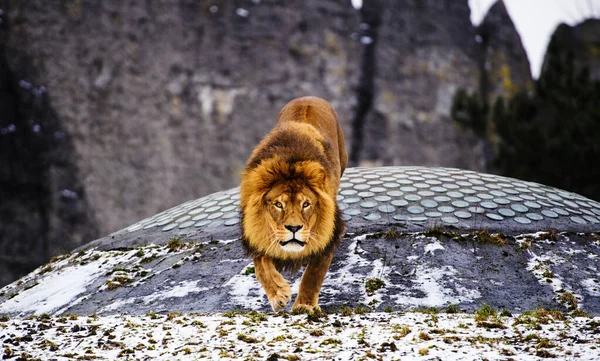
[285,225,303,233]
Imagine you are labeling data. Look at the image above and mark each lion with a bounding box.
[240,96,347,313]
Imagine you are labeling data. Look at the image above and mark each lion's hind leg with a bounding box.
[291,249,334,314]
[254,256,292,312]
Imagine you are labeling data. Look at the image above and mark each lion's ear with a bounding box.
[305,164,327,189]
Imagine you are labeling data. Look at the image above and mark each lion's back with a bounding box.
[277,97,347,176]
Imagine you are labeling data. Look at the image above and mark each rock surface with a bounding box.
[543,18,600,81]
[0,0,360,285]
[0,0,540,290]
[0,7,97,286]
[1,167,599,317]
[357,0,486,170]
[477,0,532,102]
[1,0,360,236]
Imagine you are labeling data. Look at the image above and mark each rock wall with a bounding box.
[477,0,532,102]
[0,0,535,286]
[542,19,600,80]
[1,0,361,236]
[355,0,487,170]
[0,4,97,286]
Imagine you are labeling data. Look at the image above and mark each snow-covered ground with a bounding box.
[1,310,598,360]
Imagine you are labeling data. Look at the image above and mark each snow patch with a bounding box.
[424,240,445,255]
[224,262,264,309]
[324,233,390,304]
[0,252,121,316]
[100,280,209,313]
[4,312,597,360]
[392,265,481,307]
[526,249,583,308]
[581,279,600,297]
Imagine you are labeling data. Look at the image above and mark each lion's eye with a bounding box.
[302,201,310,208]
[274,202,283,209]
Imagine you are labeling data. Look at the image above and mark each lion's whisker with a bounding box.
[265,233,280,253]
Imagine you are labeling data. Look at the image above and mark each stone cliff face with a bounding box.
[355,0,487,170]
[0,0,535,286]
[0,0,361,285]
[477,0,532,102]
[542,19,600,80]
[2,0,360,235]
[0,4,97,286]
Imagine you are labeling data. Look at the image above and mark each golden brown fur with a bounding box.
[240,96,347,312]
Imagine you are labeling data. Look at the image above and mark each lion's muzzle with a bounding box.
[279,238,305,253]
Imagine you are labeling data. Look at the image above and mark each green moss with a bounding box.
[43,339,59,351]
[418,331,431,340]
[106,275,132,290]
[499,309,512,317]
[167,238,185,252]
[378,341,398,352]
[523,309,565,324]
[413,307,440,315]
[140,255,158,264]
[557,291,578,310]
[23,282,39,291]
[392,325,410,339]
[538,230,560,242]
[40,265,53,275]
[245,310,268,323]
[474,229,507,246]
[309,329,324,336]
[542,269,555,278]
[304,307,328,321]
[570,309,590,318]
[166,312,182,320]
[365,278,385,296]
[339,305,353,316]
[223,310,241,318]
[536,338,556,348]
[535,350,557,358]
[423,226,459,238]
[354,305,370,315]
[319,338,341,346]
[445,304,460,314]
[237,333,260,343]
[475,304,496,321]
[367,229,406,240]
[106,267,130,275]
[244,266,255,275]
[381,229,401,239]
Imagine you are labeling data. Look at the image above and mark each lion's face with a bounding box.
[263,182,319,253]
[241,159,337,260]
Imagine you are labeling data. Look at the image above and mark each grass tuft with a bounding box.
[557,292,578,310]
[237,333,260,343]
[167,238,185,252]
[474,229,508,246]
[365,278,385,296]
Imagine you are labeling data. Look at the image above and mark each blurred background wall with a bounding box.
[0,0,598,286]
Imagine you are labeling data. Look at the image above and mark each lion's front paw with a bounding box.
[267,283,291,312]
[291,303,322,315]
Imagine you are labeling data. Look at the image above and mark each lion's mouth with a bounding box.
[279,239,305,247]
